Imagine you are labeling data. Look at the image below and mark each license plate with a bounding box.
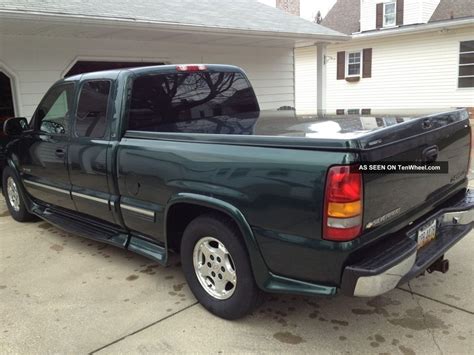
[417,219,437,249]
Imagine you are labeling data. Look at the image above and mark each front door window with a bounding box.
[35,84,74,135]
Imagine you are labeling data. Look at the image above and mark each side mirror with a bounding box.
[3,117,28,136]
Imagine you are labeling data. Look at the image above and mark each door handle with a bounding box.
[422,119,432,130]
[55,148,65,158]
[422,145,438,162]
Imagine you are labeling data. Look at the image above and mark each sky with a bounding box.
[257,0,337,21]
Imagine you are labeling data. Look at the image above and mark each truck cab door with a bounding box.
[69,79,117,225]
[20,83,75,210]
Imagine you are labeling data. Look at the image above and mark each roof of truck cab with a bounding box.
[63,64,246,82]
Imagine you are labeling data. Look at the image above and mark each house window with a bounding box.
[383,2,396,27]
[347,51,362,76]
[459,40,474,88]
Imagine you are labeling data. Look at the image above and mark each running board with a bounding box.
[36,207,129,248]
[32,204,168,265]
[128,236,167,263]
[32,205,167,264]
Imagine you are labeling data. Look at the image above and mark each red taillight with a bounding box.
[323,165,363,241]
[176,64,207,72]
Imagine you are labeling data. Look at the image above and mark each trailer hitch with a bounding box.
[427,256,449,274]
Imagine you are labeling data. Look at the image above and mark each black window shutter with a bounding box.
[376,3,383,29]
[362,48,372,78]
[396,0,404,25]
[337,51,345,80]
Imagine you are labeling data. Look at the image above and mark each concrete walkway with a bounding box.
[1,195,473,354]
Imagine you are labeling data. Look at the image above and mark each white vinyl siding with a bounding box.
[360,0,378,32]
[0,34,295,118]
[420,0,441,23]
[294,46,317,114]
[325,26,474,114]
[402,0,423,25]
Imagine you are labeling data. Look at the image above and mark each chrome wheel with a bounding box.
[7,177,20,212]
[193,236,237,300]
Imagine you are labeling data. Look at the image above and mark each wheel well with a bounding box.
[166,203,241,253]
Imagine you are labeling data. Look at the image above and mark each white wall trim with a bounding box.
[61,55,173,78]
[0,60,22,117]
[353,18,474,40]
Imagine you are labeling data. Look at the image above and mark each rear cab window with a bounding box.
[126,70,259,134]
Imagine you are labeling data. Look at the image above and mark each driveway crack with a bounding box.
[88,302,199,354]
[407,282,443,355]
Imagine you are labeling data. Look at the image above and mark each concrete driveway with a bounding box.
[1,195,473,354]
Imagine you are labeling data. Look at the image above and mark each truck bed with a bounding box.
[125,108,470,151]
[124,108,471,242]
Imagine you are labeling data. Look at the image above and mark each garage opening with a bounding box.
[0,71,15,136]
[64,61,166,77]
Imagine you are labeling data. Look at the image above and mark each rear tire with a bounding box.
[2,167,35,222]
[181,213,263,319]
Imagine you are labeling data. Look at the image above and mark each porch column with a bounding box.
[316,42,327,117]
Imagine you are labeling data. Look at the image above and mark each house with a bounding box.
[0,0,346,121]
[294,0,474,115]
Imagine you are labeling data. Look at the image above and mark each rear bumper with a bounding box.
[341,188,474,297]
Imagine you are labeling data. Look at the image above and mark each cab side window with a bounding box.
[36,84,74,134]
[75,80,111,138]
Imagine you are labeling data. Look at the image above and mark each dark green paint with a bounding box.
[1,65,472,297]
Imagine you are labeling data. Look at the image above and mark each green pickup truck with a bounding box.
[2,64,473,319]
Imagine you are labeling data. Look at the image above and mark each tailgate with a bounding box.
[359,110,471,231]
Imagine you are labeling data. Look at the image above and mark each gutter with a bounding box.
[0,10,349,42]
[351,17,474,40]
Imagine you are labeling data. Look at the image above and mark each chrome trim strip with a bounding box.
[121,204,155,218]
[353,252,417,297]
[71,191,109,204]
[23,180,70,195]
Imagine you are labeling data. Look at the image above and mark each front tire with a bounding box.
[2,167,35,222]
[181,213,263,319]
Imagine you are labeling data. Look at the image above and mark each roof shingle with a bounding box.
[321,0,360,35]
[429,0,474,22]
[0,0,346,38]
